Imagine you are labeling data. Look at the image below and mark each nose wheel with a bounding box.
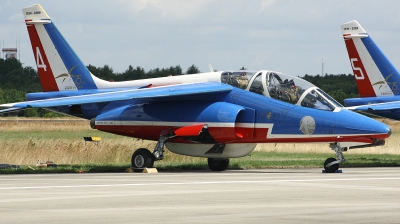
[324,157,339,173]
[324,143,346,173]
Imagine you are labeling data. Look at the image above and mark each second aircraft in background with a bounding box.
[342,20,400,120]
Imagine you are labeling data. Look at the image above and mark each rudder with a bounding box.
[23,4,97,91]
[341,20,400,97]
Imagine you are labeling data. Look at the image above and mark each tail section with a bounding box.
[341,20,400,97]
[23,4,100,91]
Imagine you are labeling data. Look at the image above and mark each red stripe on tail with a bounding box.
[26,23,59,92]
[344,38,376,97]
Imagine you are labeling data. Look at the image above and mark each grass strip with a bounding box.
[1,152,400,174]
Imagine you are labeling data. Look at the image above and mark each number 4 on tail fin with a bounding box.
[23,4,100,92]
[36,46,47,71]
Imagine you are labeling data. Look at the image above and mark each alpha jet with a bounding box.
[0,5,391,173]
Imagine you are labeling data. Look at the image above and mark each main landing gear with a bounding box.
[323,143,346,173]
[130,126,231,171]
[131,148,154,169]
[131,131,176,169]
[131,147,231,171]
[208,158,230,171]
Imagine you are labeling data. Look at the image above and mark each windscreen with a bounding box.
[266,72,340,111]
[300,89,335,111]
[221,71,256,90]
[267,72,313,104]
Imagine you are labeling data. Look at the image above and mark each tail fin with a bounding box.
[341,20,400,97]
[23,4,99,91]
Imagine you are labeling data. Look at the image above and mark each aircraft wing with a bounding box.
[346,101,400,111]
[0,82,233,113]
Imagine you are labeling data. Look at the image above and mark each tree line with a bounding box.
[0,58,358,117]
[302,74,359,106]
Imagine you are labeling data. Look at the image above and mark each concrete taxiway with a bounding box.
[0,168,400,223]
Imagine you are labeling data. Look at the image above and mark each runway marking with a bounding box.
[1,177,400,190]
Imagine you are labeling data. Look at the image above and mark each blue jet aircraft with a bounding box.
[342,20,400,120]
[0,5,391,173]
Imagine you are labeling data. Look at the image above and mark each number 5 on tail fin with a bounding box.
[341,20,400,97]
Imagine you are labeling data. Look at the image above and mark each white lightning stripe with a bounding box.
[96,120,265,128]
[96,121,238,128]
[353,38,393,96]
[36,24,78,91]
[95,121,383,139]
[236,123,255,128]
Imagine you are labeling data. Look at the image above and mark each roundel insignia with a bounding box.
[299,116,316,135]
[267,112,272,119]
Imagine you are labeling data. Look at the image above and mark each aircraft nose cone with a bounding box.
[336,110,391,139]
[371,120,391,138]
[376,122,391,138]
[387,127,392,137]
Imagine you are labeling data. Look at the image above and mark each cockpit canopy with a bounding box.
[221,71,342,111]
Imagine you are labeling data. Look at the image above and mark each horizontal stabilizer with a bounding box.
[347,101,400,111]
[0,107,27,114]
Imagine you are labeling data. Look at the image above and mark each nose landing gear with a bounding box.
[324,143,346,173]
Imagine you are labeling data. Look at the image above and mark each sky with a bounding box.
[1,0,400,77]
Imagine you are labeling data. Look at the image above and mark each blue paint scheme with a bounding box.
[92,87,389,137]
[231,90,387,136]
[97,101,244,124]
[7,5,392,171]
[21,80,389,138]
[344,28,400,119]
[26,88,135,101]
[18,82,232,108]
[361,36,400,89]
[43,21,97,90]
[345,97,400,120]
[345,96,400,107]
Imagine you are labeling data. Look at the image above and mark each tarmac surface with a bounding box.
[1,167,400,223]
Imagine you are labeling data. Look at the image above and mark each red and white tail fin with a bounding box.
[23,4,107,92]
[341,20,400,97]
[22,4,223,93]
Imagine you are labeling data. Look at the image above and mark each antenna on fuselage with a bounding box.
[208,64,214,72]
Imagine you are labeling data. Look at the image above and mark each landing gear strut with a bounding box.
[131,132,176,168]
[153,133,176,160]
[324,143,346,173]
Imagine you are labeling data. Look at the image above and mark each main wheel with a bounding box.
[324,157,339,173]
[207,158,229,171]
[131,148,154,168]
